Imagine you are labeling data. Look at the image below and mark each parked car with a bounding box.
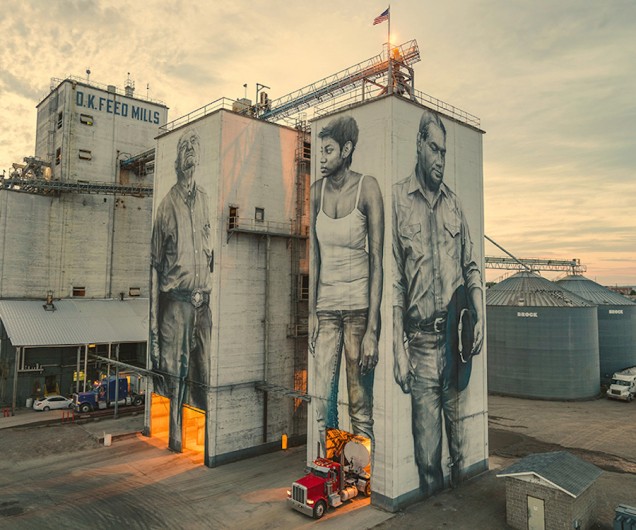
[33,395,74,411]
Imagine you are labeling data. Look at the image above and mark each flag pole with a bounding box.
[387,5,392,95]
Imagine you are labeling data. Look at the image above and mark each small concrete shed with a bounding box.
[497,451,602,530]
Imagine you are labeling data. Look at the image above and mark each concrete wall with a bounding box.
[308,95,487,510]
[151,110,307,465]
[110,194,154,298]
[0,79,161,301]
[505,477,597,530]
[0,321,12,405]
[0,189,152,299]
[35,80,167,182]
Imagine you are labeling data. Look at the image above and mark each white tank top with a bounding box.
[315,175,369,311]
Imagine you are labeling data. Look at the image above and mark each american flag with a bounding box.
[373,7,389,25]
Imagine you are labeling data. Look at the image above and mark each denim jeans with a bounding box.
[313,309,374,450]
[158,294,211,452]
[407,329,464,496]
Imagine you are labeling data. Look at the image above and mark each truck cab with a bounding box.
[288,459,348,519]
[287,438,371,519]
[607,373,636,402]
[74,375,144,412]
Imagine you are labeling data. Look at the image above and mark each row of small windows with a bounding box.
[54,147,93,164]
[56,112,94,129]
[72,287,142,297]
[228,206,267,230]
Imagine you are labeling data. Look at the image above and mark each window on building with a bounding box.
[299,274,309,301]
[229,206,238,230]
[55,147,62,165]
[129,287,141,297]
[293,368,308,411]
[303,141,311,160]
[255,207,265,222]
[72,286,86,297]
[57,111,63,129]
[78,149,92,160]
[80,114,94,126]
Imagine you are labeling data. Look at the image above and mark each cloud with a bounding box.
[0,0,633,284]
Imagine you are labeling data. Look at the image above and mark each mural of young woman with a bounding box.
[309,115,384,452]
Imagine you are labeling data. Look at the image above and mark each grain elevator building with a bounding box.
[0,76,167,409]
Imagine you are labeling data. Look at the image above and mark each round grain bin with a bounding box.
[487,271,599,400]
[556,274,636,383]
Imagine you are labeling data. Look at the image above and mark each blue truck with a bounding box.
[73,375,144,413]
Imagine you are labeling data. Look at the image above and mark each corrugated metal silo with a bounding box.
[487,271,599,400]
[556,274,636,383]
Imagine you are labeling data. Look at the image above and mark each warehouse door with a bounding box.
[182,405,205,456]
[150,393,170,446]
[527,495,545,530]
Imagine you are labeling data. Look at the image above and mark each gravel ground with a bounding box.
[0,423,101,461]
[1,396,635,529]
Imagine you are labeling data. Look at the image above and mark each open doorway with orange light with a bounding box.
[325,428,372,478]
[182,404,205,458]
[150,393,170,446]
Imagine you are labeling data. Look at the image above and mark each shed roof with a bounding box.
[497,451,602,498]
[556,275,635,306]
[487,271,594,308]
[0,298,149,347]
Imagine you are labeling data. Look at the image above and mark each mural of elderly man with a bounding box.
[150,129,213,452]
[392,109,484,495]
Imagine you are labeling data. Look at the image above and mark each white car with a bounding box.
[33,395,74,411]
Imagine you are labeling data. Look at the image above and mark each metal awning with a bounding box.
[0,298,149,347]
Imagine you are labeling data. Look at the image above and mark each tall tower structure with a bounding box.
[0,75,169,411]
[34,76,168,183]
[0,76,168,300]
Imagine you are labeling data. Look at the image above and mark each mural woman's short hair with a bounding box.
[319,116,359,167]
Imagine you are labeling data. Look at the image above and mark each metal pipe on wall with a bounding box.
[263,235,271,444]
[0,328,5,403]
[106,95,120,299]
[76,346,81,394]
[114,344,120,420]
[107,343,112,379]
[83,344,88,392]
[12,347,19,415]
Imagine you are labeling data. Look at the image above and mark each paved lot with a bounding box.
[0,395,634,529]
[375,395,636,529]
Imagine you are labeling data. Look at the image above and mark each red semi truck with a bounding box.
[287,439,371,519]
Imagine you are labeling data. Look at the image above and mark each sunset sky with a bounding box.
[1,0,634,285]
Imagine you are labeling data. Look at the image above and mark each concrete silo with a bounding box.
[487,271,599,400]
[556,274,636,383]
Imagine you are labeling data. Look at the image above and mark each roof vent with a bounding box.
[43,290,56,312]
[124,73,135,97]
